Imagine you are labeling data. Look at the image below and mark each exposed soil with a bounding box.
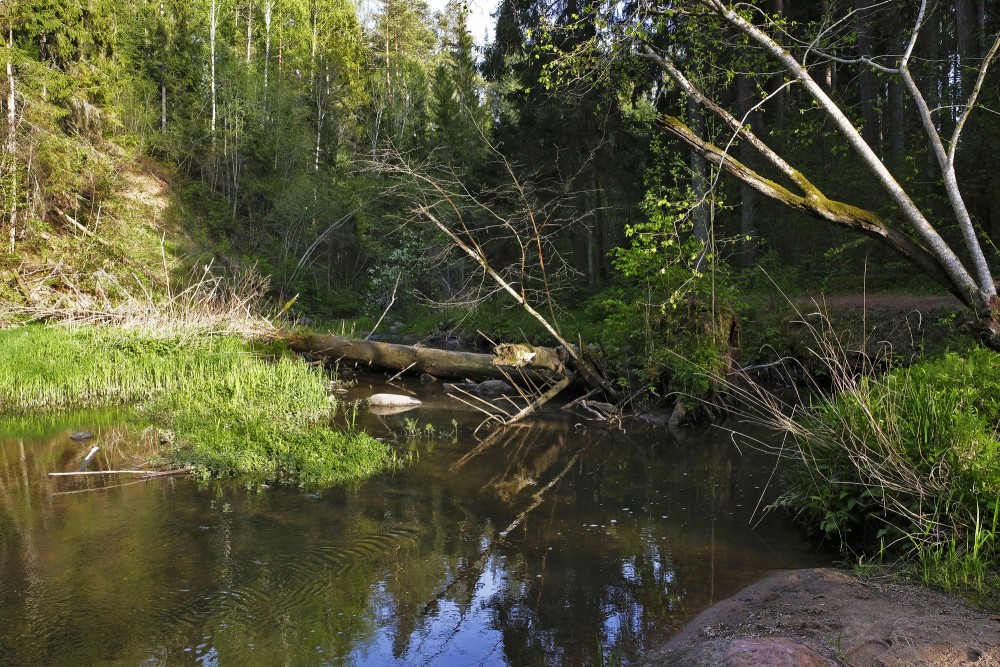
[642,568,1000,666]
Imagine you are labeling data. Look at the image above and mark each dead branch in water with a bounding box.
[49,468,192,477]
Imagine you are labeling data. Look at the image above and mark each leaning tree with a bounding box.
[576,0,1000,347]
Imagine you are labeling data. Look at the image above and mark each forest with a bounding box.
[3,0,1000,610]
[3,0,1000,338]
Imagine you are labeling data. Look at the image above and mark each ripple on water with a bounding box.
[155,524,422,638]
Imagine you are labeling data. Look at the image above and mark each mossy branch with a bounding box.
[658,115,964,304]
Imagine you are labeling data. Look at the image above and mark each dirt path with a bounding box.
[642,568,1000,666]
[807,292,963,312]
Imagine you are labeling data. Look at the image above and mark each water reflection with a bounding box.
[0,384,828,665]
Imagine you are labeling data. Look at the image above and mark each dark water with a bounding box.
[0,377,829,665]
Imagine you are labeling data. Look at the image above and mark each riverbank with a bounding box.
[643,567,1000,666]
[0,324,395,487]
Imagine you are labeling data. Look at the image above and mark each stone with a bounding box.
[367,393,422,407]
[70,431,94,441]
[474,380,517,398]
[653,637,838,667]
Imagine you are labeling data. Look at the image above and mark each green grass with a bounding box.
[0,324,395,487]
[767,344,1000,598]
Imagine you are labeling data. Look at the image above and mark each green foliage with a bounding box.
[596,136,738,400]
[781,347,1000,583]
[0,325,394,488]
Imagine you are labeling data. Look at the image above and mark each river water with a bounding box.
[0,375,829,665]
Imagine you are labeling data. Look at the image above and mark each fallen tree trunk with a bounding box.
[283,332,570,383]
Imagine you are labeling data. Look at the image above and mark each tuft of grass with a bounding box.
[727,303,1000,599]
[910,498,999,596]
[0,324,394,487]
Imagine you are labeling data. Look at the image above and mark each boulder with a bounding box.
[367,393,422,407]
[655,636,838,667]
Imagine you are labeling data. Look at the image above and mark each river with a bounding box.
[0,374,828,665]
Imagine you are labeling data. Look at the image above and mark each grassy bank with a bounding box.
[0,325,395,488]
[737,329,1000,602]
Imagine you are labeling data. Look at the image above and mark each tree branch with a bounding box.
[699,0,984,304]
[658,115,966,304]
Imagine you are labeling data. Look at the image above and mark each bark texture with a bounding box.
[284,332,571,383]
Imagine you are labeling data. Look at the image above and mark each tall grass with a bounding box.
[0,325,395,487]
[4,261,276,339]
[728,306,1000,597]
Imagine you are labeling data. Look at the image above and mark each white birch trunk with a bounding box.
[6,28,15,253]
[246,1,253,65]
[263,0,273,93]
[210,0,217,137]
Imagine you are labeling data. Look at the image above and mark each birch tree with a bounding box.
[617,0,1000,347]
[3,24,16,253]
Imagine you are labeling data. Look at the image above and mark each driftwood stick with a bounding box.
[50,478,162,496]
[76,446,100,472]
[447,385,515,419]
[387,362,417,383]
[561,388,600,411]
[505,376,572,425]
[49,468,192,477]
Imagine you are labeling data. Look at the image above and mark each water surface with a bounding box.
[0,377,828,665]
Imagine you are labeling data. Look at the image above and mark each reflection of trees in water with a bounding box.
[0,413,795,665]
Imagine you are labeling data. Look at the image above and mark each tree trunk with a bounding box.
[210,0,217,137]
[284,333,571,382]
[736,74,761,266]
[688,96,709,270]
[5,27,15,253]
[246,1,253,64]
[854,0,881,151]
[263,0,273,96]
[768,0,786,134]
[955,0,977,97]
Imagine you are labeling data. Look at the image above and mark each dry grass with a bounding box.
[721,297,1000,593]
[3,257,279,339]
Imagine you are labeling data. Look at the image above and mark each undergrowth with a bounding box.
[0,324,394,488]
[731,308,1000,599]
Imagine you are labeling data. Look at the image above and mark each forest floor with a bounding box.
[818,291,960,308]
[643,567,1000,666]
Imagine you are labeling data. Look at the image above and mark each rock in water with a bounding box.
[474,380,516,398]
[70,431,94,441]
[367,393,422,407]
[369,405,420,416]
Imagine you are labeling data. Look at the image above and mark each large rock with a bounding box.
[655,636,839,667]
[367,393,422,407]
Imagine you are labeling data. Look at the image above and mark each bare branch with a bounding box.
[699,0,983,304]
[658,115,965,303]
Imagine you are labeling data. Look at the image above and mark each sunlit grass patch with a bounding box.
[0,324,394,487]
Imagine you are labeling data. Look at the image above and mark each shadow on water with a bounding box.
[0,376,831,665]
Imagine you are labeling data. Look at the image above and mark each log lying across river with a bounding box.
[284,332,572,383]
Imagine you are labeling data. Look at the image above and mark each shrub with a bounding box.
[733,315,1000,595]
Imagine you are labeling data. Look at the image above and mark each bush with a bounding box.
[741,333,1000,595]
